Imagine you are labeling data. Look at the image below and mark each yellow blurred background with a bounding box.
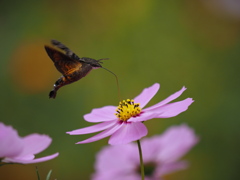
[1,0,240,179]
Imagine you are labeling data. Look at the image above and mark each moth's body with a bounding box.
[45,40,106,99]
[49,62,93,98]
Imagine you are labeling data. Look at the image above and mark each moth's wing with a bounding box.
[45,45,82,76]
[51,40,80,61]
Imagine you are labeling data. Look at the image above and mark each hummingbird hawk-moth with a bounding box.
[45,40,109,99]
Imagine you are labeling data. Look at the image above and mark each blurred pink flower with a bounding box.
[0,122,59,164]
[92,124,199,180]
[67,83,193,145]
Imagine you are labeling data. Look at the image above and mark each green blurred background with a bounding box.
[1,0,240,179]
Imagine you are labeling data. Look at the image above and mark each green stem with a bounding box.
[137,140,145,180]
[36,166,41,180]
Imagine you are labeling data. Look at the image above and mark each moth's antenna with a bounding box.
[101,67,121,101]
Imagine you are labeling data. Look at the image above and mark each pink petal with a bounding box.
[156,161,188,176]
[145,86,187,111]
[92,145,139,180]
[140,136,165,162]
[76,123,123,144]
[3,152,59,164]
[128,111,160,122]
[0,123,24,158]
[93,173,140,180]
[154,98,194,118]
[109,122,148,145]
[134,83,160,108]
[67,121,116,135]
[157,124,199,163]
[94,144,136,173]
[0,123,59,164]
[84,106,117,122]
[16,134,52,157]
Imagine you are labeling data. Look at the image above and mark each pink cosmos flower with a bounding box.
[92,124,199,180]
[0,122,59,164]
[67,83,193,145]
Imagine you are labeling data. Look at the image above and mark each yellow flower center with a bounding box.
[115,99,141,121]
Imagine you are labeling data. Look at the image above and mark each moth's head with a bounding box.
[80,57,109,69]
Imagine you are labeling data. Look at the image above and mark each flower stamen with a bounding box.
[115,99,141,121]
